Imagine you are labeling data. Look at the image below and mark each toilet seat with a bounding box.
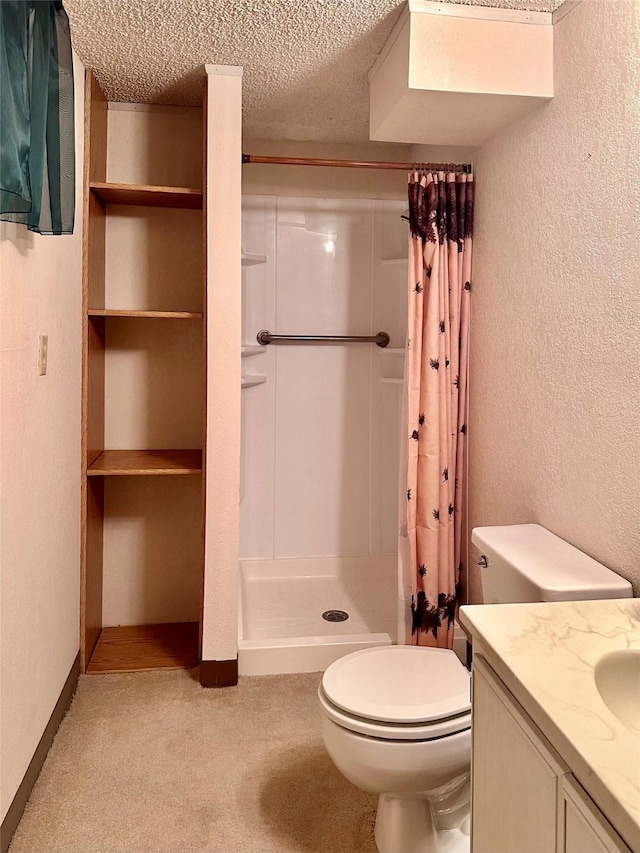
[320,646,471,742]
[319,684,470,741]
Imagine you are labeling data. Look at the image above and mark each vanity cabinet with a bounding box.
[471,655,633,853]
[560,777,633,853]
[472,654,565,853]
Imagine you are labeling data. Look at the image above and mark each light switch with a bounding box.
[38,335,48,375]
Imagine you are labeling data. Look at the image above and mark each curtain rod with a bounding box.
[242,154,472,173]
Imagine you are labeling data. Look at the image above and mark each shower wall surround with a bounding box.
[240,196,408,562]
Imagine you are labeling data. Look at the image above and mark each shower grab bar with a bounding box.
[257,330,390,348]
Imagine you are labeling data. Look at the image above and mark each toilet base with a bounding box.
[374,795,470,853]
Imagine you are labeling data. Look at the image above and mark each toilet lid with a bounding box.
[322,646,471,724]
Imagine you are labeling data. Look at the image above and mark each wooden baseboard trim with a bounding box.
[0,652,80,853]
[199,657,238,687]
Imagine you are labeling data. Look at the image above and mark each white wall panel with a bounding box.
[240,195,407,561]
[378,380,404,554]
[370,200,407,554]
[274,345,372,557]
[239,196,276,557]
[275,198,373,336]
[274,197,373,558]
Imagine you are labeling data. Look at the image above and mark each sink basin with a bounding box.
[594,649,640,736]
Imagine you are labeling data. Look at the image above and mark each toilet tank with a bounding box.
[471,524,632,604]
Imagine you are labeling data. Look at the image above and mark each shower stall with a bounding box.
[238,192,464,674]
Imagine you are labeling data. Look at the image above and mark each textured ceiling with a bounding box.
[66,0,566,143]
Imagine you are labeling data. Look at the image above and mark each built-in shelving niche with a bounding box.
[80,72,206,675]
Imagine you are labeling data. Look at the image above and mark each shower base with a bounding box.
[238,556,396,675]
[238,556,468,675]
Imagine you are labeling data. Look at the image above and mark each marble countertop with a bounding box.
[459,598,640,852]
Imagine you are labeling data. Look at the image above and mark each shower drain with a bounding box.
[322,609,349,623]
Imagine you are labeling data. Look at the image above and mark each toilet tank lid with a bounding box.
[471,524,632,599]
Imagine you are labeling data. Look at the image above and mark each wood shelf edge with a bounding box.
[87,449,202,476]
[89,181,203,210]
[88,309,203,319]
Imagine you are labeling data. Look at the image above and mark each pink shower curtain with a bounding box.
[402,170,474,649]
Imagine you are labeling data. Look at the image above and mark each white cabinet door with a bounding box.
[472,655,568,853]
[561,777,632,853]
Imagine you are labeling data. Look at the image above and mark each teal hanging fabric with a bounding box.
[0,1,75,235]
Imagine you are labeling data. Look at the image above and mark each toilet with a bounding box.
[319,524,632,853]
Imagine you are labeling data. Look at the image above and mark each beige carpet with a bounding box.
[9,670,377,853]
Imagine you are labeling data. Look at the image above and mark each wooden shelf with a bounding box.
[87,449,202,476]
[90,181,203,210]
[87,622,199,673]
[88,309,203,319]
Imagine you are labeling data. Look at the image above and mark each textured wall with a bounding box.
[469,0,640,600]
[0,57,84,819]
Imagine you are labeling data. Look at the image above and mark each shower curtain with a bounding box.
[399,170,474,649]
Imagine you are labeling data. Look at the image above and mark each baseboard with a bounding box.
[0,652,80,853]
[199,657,238,687]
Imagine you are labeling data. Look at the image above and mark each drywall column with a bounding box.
[200,64,243,686]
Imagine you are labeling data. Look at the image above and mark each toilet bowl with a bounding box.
[318,645,472,853]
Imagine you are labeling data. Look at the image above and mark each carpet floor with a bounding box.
[9,670,377,853]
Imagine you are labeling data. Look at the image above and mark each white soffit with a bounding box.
[369,0,554,146]
[65,0,566,144]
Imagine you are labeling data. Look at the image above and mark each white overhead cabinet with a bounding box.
[369,0,554,146]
